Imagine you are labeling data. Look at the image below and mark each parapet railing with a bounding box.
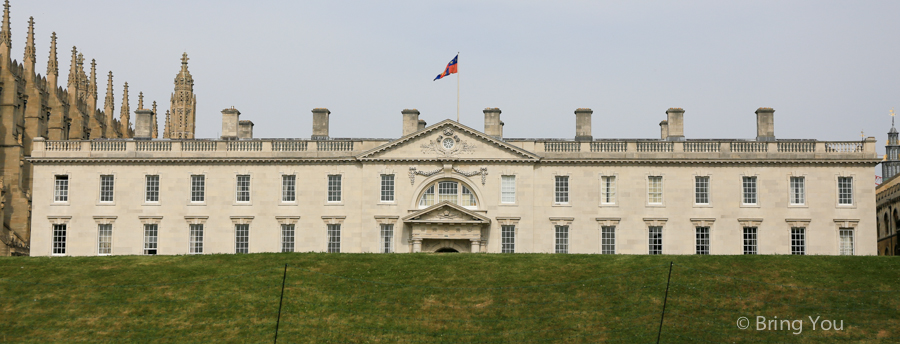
[530,139,876,158]
[33,138,368,157]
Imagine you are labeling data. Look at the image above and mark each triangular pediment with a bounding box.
[358,120,540,161]
[402,202,491,224]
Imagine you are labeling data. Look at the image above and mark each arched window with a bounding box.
[418,180,477,209]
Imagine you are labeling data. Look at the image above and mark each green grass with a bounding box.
[1,254,899,343]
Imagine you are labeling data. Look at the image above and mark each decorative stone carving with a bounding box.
[408,166,442,185]
[421,128,476,157]
[452,167,488,185]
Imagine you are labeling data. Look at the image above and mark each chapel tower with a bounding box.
[884,109,900,181]
[164,53,197,139]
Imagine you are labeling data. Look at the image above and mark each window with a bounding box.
[648,176,663,204]
[145,175,160,202]
[327,175,342,202]
[649,226,662,255]
[282,175,296,202]
[742,176,757,205]
[236,175,250,202]
[100,175,115,202]
[555,225,569,253]
[327,224,341,253]
[144,224,158,255]
[838,177,853,205]
[501,225,515,253]
[695,176,709,205]
[791,227,805,255]
[381,224,393,253]
[555,176,569,204]
[501,176,516,203]
[189,224,203,254]
[98,224,112,255]
[417,180,478,208]
[52,224,66,255]
[235,224,249,253]
[743,227,757,255]
[790,176,805,205]
[191,175,205,202]
[54,175,69,202]
[601,226,615,254]
[281,224,295,253]
[839,228,854,255]
[695,227,710,255]
[601,176,616,205]
[380,175,394,202]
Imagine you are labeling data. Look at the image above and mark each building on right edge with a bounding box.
[876,110,900,256]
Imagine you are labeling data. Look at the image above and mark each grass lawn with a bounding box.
[1,253,898,343]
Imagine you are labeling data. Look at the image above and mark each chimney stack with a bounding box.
[220,107,240,140]
[418,119,427,131]
[575,108,593,141]
[239,120,254,139]
[659,120,668,140]
[402,109,420,136]
[483,108,503,138]
[755,107,775,141]
[665,108,685,141]
[312,108,330,140]
[134,108,153,139]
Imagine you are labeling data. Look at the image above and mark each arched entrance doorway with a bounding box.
[435,247,460,253]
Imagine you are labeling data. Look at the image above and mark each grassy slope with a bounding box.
[1,254,898,343]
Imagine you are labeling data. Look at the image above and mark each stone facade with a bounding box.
[29,107,880,256]
[876,115,900,255]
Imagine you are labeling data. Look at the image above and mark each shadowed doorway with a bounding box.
[435,247,460,253]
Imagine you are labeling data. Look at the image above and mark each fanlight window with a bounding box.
[419,180,477,209]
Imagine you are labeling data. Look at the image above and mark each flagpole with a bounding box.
[456,52,460,123]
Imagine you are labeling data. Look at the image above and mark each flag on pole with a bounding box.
[433,54,458,81]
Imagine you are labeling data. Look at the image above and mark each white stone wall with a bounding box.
[30,161,875,256]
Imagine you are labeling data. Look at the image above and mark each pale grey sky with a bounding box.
[14,1,900,156]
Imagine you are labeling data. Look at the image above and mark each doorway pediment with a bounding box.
[402,201,491,225]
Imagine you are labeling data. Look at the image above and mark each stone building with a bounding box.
[0,0,194,255]
[29,105,879,256]
[876,112,900,255]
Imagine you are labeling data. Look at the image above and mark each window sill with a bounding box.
[233,203,253,206]
[693,204,712,208]
[599,203,618,207]
[377,202,397,206]
[646,204,665,208]
[96,202,117,206]
[740,204,760,208]
[142,203,161,207]
[279,202,298,206]
[552,203,571,207]
[50,202,70,206]
[788,204,808,209]
[498,203,518,207]
[836,204,857,209]
[325,203,345,206]
[187,203,207,206]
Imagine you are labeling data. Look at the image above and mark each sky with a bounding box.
[12,1,900,156]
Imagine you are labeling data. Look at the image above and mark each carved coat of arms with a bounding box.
[421,128,476,157]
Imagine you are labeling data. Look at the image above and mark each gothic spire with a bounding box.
[90,59,97,99]
[104,71,115,130]
[46,32,57,78]
[0,0,11,53]
[120,81,130,136]
[152,101,158,138]
[24,16,34,63]
[66,46,77,88]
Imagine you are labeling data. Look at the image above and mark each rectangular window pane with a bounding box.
[328,175,342,202]
[695,226,710,255]
[144,224,158,255]
[501,176,516,203]
[327,224,341,253]
[501,225,515,253]
[235,224,249,254]
[649,226,662,255]
[743,227,757,255]
[282,175,296,202]
[52,224,66,255]
[790,177,805,205]
[236,175,251,202]
[100,175,115,202]
[791,227,805,255]
[695,176,709,204]
[381,224,393,253]
[601,176,616,204]
[54,175,69,202]
[555,176,569,204]
[145,175,160,202]
[838,177,853,205]
[555,225,569,253]
[191,175,205,202]
[601,226,616,254]
[281,224,295,253]
[190,224,204,254]
[648,176,663,204]
[438,181,458,204]
[839,228,854,255]
[381,175,395,202]
[742,176,757,205]
[98,224,112,255]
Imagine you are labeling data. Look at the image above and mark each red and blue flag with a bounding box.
[434,54,458,81]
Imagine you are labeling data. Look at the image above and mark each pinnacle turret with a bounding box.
[89,59,97,99]
[66,46,77,88]
[138,91,144,110]
[152,101,158,138]
[0,0,11,54]
[104,71,115,130]
[166,52,197,139]
[120,81,130,136]
[24,16,34,63]
[46,32,57,78]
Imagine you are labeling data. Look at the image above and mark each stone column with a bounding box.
[470,239,481,253]
[412,238,422,253]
